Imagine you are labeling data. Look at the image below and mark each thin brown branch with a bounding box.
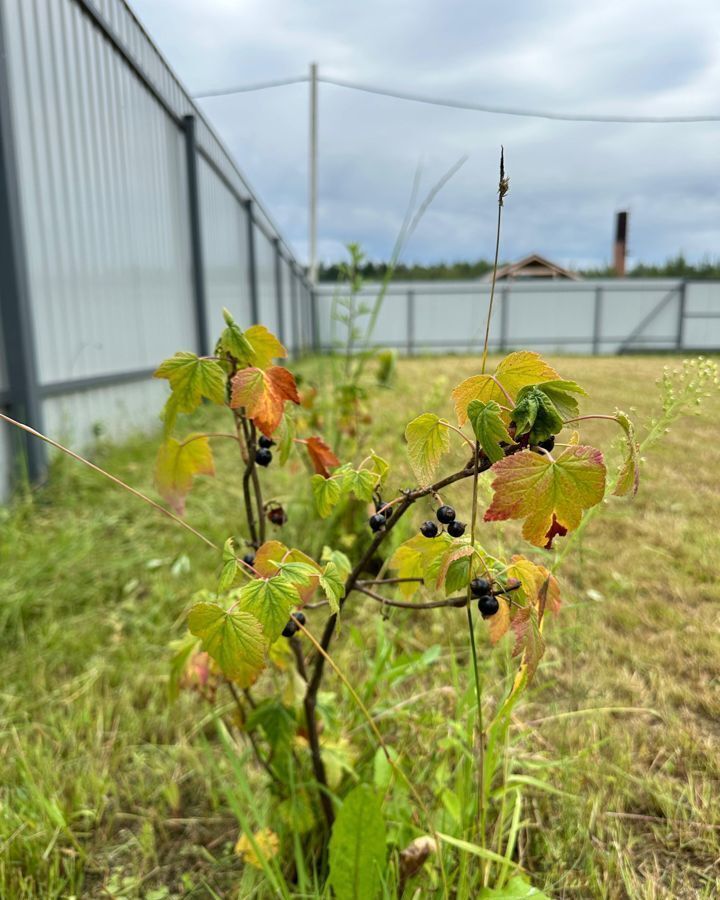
[356,584,468,610]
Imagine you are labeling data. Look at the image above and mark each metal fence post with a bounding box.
[499,286,510,352]
[676,281,687,350]
[406,289,415,356]
[289,266,300,357]
[273,238,285,346]
[592,286,603,355]
[310,284,320,352]
[244,199,260,324]
[0,11,46,482]
[182,115,209,356]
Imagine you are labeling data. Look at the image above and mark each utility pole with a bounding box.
[308,61,318,284]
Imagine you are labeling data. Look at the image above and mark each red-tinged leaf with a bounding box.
[487,596,511,644]
[510,606,545,683]
[484,445,606,548]
[506,555,562,615]
[155,436,215,514]
[543,515,567,549]
[305,436,341,478]
[230,366,300,436]
[253,540,320,603]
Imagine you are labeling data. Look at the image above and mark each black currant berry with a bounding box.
[436,505,456,525]
[294,611,306,627]
[478,595,500,618]
[447,520,466,538]
[470,577,492,597]
[255,448,272,467]
[369,513,386,533]
[258,435,275,449]
[242,553,255,567]
[538,435,555,452]
[281,619,298,638]
[420,521,439,538]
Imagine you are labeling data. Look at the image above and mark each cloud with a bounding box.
[131,0,720,267]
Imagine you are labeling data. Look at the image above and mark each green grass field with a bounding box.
[1,354,719,898]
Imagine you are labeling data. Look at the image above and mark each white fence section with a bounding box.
[315,279,720,356]
[0,0,313,499]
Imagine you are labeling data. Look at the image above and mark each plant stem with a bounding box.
[356,584,468,610]
[481,148,508,376]
[234,411,259,547]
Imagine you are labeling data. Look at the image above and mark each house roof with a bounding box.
[488,253,581,281]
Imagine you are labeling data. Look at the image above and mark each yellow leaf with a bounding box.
[245,324,287,369]
[452,351,560,425]
[487,596,511,643]
[506,555,561,614]
[155,436,214,514]
[405,413,450,485]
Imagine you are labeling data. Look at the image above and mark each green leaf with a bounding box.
[388,533,452,598]
[468,400,512,463]
[405,413,450,485]
[187,602,265,686]
[237,577,300,642]
[319,561,345,615]
[533,379,587,420]
[275,412,295,466]
[244,699,296,752]
[478,875,551,898]
[154,352,227,432]
[321,546,352,580]
[511,386,564,444]
[341,468,377,503]
[311,473,343,518]
[328,784,387,900]
[168,632,201,702]
[218,312,286,369]
[272,560,317,586]
[368,451,390,486]
[154,436,214,515]
[485,445,606,548]
[218,537,238,593]
[613,409,640,497]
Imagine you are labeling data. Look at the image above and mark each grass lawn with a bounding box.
[1,354,718,899]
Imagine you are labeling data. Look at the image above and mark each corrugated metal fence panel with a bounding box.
[0,306,10,501]
[198,155,251,344]
[254,225,280,334]
[4,0,197,386]
[280,258,296,354]
[684,282,720,349]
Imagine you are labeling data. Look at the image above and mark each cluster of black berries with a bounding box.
[255,435,274,467]
[470,577,499,618]
[282,611,306,638]
[420,505,466,540]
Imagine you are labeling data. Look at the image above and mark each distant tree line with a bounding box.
[317,254,720,282]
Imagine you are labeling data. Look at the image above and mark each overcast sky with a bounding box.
[132,0,720,269]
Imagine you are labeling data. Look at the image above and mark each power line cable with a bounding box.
[194,71,720,124]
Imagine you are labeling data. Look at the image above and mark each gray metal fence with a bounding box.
[314,279,720,357]
[0,0,314,499]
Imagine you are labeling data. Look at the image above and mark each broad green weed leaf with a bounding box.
[230,366,300,436]
[237,576,300,642]
[188,602,265,686]
[319,561,345,614]
[328,784,387,900]
[452,351,560,425]
[312,474,342,518]
[478,875,551,898]
[405,413,450,485]
[155,436,214,514]
[468,399,512,463]
[614,409,640,497]
[485,446,606,548]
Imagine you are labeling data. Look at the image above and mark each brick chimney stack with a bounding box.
[613,211,628,276]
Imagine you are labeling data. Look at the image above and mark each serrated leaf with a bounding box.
[312,474,343,518]
[319,561,345,614]
[452,351,561,426]
[405,413,450,485]
[511,386,565,444]
[388,533,452,598]
[188,602,265,686]
[218,313,286,369]
[305,435,341,477]
[273,560,318,586]
[468,400,512,463]
[341,468,377,502]
[510,606,545,684]
[436,543,474,591]
[218,537,238,592]
[484,445,606,548]
[275,412,295,465]
[154,352,227,432]
[506,555,561,614]
[230,366,300,436]
[237,577,300,643]
[155,436,214,515]
[328,784,387,900]
[614,410,640,497]
[368,451,389,486]
[533,379,587,420]
[252,541,321,603]
[321,546,352,580]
